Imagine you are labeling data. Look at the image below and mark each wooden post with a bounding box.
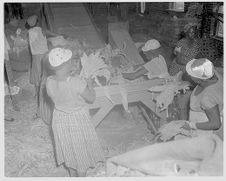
[4,60,20,111]
[108,23,144,65]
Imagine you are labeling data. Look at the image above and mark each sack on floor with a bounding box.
[106,134,223,176]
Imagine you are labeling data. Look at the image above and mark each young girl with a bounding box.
[45,47,105,177]
[26,14,60,115]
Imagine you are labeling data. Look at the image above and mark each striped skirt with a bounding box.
[52,107,105,173]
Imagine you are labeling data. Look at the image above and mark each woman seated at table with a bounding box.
[122,39,167,80]
[168,22,204,120]
[182,58,223,140]
[169,22,203,78]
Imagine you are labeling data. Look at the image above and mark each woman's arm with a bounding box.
[175,52,187,65]
[122,66,148,80]
[174,40,188,65]
[195,105,222,130]
[80,78,96,103]
[43,29,60,38]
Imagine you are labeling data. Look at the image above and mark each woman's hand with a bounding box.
[80,77,96,104]
[175,53,187,65]
[122,72,135,80]
[86,76,94,88]
[174,47,181,54]
[62,34,69,39]
[181,122,192,130]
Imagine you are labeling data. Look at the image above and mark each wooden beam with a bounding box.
[93,98,114,127]
[95,79,164,97]
[108,23,145,66]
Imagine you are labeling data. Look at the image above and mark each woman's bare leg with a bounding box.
[68,168,86,177]
[68,168,78,177]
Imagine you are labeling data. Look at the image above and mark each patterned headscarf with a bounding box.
[184,22,197,33]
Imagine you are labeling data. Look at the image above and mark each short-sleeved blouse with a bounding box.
[46,75,87,112]
[190,70,223,113]
[143,54,168,77]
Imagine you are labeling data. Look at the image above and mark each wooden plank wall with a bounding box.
[45,3,105,49]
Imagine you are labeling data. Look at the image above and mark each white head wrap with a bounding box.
[186,58,214,80]
[49,47,72,67]
[142,39,161,52]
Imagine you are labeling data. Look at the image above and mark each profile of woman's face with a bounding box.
[58,59,78,75]
[187,27,195,39]
[144,50,157,60]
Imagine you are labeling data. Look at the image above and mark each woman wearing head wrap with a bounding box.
[169,22,203,77]
[45,47,104,177]
[168,23,203,120]
[182,58,223,139]
[122,39,167,80]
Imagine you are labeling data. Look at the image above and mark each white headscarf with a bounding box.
[142,39,161,52]
[49,47,72,67]
[186,58,214,80]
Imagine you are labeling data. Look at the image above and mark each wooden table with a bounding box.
[88,79,167,128]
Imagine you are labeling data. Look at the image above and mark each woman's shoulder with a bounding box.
[203,73,223,98]
[67,75,87,93]
[176,38,186,47]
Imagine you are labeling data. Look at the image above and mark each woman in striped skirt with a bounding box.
[45,47,105,177]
